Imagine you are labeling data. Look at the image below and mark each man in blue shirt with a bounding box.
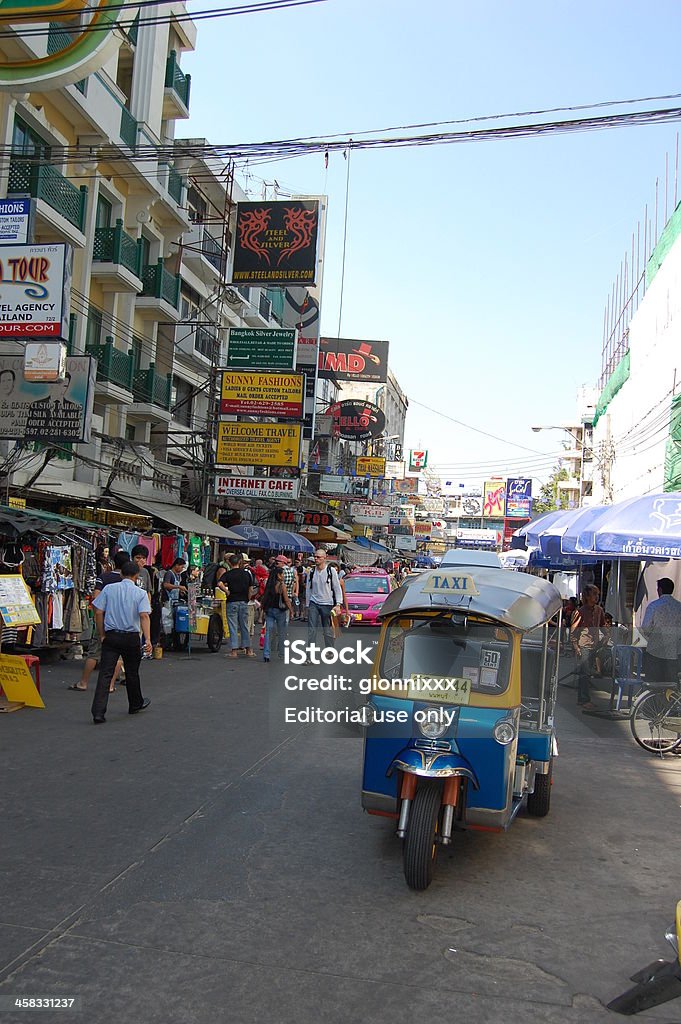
[91,561,152,724]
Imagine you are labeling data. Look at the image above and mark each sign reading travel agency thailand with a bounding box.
[0,243,71,338]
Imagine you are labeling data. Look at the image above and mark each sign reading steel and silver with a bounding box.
[225,328,297,370]
[230,200,319,286]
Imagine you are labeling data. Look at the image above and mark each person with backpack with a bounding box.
[261,564,293,661]
[306,548,343,649]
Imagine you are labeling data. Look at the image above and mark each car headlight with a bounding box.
[418,708,448,739]
[493,720,516,745]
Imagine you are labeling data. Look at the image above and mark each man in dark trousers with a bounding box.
[91,561,152,724]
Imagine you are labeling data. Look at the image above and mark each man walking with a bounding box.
[223,554,256,657]
[91,561,152,723]
[571,584,606,710]
[306,548,343,649]
[640,577,681,682]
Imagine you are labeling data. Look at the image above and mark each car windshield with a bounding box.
[379,616,512,696]
[344,576,389,594]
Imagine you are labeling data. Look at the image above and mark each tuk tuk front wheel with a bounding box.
[403,780,442,891]
[527,760,553,817]
[207,614,223,652]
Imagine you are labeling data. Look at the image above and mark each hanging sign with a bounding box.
[219,370,304,418]
[318,338,389,383]
[0,354,95,442]
[326,400,385,441]
[230,200,320,286]
[0,199,30,244]
[0,575,41,627]
[0,243,71,337]
[216,422,302,468]
[408,449,428,472]
[214,475,301,499]
[275,509,335,527]
[225,328,297,370]
[356,456,386,478]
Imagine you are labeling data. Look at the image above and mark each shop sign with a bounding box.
[318,475,370,498]
[0,574,40,627]
[219,370,304,418]
[326,400,385,441]
[396,535,417,553]
[24,341,67,382]
[350,503,391,526]
[393,477,418,495]
[505,477,533,518]
[214,475,301,499]
[0,198,30,244]
[356,456,386,478]
[0,243,71,338]
[461,493,483,516]
[216,423,302,468]
[225,328,297,371]
[385,460,404,479]
[0,353,95,442]
[276,509,334,527]
[483,479,506,518]
[408,449,428,472]
[414,522,433,539]
[230,200,319,286]
[8,496,26,509]
[318,337,389,383]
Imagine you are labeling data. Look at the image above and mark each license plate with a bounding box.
[353,613,362,621]
[405,675,472,705]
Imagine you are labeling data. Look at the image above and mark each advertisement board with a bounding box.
[396,535,417,553]
[483,480,506,518]
[214,475,301,499]
[505,477,533,518]
[219,370,304,418]
[317,338,389,383]
[0,243,71,338]
[326,400,385,441]
[216,423,302,468]
[230,200,319,286]
[0,198,30,244]
[355,456,386,478]
[408,449,428,472]
[456,527,499,549]
[414,522,433,540]
[225,328,296,371]
[393,477,419,495]
[385,460,404,479]
[350,503,391,526]
[0,354,95,441]
[318,475,371,498]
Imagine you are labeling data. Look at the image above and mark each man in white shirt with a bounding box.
[306,548,343,648]
[640,577,681,683]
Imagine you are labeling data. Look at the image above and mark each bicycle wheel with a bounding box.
[630,689,681,753]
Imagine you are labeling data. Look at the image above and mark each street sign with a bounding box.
[216,422,302,468]
[225,328,297,370]
[356,456,386,478]
[219,370,304,418]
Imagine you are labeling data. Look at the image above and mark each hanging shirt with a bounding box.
[161,536,178,568]
[188,535,203,567]
[137,536,157,562]
[116,532,139,555]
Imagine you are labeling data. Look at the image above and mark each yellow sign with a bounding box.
[0,574,40,627]
[216,423,302,468]
[356,456,386,478]
[421,572,479,597]
[0,654,44,708]
[219,371,304,419]
[8,497,26,509]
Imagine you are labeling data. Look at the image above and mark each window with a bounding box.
[85,308,103,350]
[139,234,151,269]
[187,185,207,223]
[125,423,136,441]
[171,376,193,426]
[12,116,50,159]
[180,284,201,321]
[96,194,112,230]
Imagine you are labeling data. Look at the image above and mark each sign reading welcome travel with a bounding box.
[216,423,302,468]
[230,201,320,286]
[219,370,304,419]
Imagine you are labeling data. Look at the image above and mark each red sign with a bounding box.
[275,509,334,527]
[318,338,389,383]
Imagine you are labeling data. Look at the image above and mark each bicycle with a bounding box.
[630,682,681,754]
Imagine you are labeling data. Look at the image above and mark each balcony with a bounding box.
[136,259,182,321]
[47,24,87,92]
[85,336,135,404]
[128,364,173,422]
[182,221,227,276]
[242,288,272,327]
[163,50,191,118]
[120,106,138,150]
[91,220,143,291]
[8,159,87,242]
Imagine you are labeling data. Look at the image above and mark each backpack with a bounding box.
[202,562,221,591]
[312,565,341,606]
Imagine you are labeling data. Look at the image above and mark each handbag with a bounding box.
[161,604,174,635]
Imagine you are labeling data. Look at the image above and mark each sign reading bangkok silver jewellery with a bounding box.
[225,328,297,370]
[0,354,95,442]
[0,243,72,338]
[214,475,301,499]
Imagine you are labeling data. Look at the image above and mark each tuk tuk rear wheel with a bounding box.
[527,760,553,817]
[403,780,442,891]
[207,614,223,652]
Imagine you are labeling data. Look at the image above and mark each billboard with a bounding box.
[414,522,433,540]
[408,449,428,471]
[216,423,302,468]
[214,475,300,499]
[393,477,418,495]
[350,503,391,526]
[385,460,404,479]
[0,243,71,338]
[356,456,386,478]
[0,199,30,244]
[225,328,296,371]
[230,200,319,286]
[483,480,506,518]
[219,370,304,419]
[326,400,385,441]
[505,477,533,518]
[317,338,389,383]
[0,354,95,442]
[318,475,371,498]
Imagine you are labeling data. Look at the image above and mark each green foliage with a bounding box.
[532,465,570,515]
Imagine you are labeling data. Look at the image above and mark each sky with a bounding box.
[182,0,681,488]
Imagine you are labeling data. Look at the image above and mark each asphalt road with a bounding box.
[1,629,680,1023]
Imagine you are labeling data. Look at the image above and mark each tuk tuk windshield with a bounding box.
[379,616,513,697]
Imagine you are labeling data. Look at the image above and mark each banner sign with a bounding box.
[0,243,71,338]
[216,423,302,468]
[414,522,433,539]
[505,477,533,518]
[0,574,41,627]
[385,460,404,479]
[230,200,319,286]
[318,337,389,383]
[214,475,301,499]
[483,480,506,518]
[0,354,95,442]
[318,475,370,498]
[408,449,428,471]
[326,400,385,441]
[460,493,483,516]
[276,509,334,527]
[350,503,391,526]
[393,477,418,494]
[0,199,30,244]
[456,527,498,549]
[225,328,296,370]
[219,370,304,419]
[356,456,386,478]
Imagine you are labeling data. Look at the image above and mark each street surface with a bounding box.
[1,628,680,1023]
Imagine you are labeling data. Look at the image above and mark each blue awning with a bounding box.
[353,536,391,555]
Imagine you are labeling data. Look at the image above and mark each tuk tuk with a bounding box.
[361,557,562,889]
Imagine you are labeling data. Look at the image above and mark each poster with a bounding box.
[393,478,418,495]
[483,480,506,518]
[219,370,304,418]
[216,422,302,468]
[325,400,385,441]
[230,200,319,286]
[505,477,533,518]
[317,338,389,383]
[0,354,95,442]
[0,242,71,338]
[318,475,371,498]
[0,574,41,627]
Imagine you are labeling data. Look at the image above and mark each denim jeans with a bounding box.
[574,649,594,703]
[264,606,287,659]
[307,601,335,648]
[227,601,250,651]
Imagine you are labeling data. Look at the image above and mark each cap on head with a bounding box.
[275,554,288,565]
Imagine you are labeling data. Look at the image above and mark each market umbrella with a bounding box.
[265,529,315,554]
[568,492,681,559]
[516,510,568,548]
[225,524,277,550]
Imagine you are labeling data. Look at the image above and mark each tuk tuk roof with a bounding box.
[379,566,562,631]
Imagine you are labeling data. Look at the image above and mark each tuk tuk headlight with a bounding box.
[493,720,516,746]
[417,708,448,740]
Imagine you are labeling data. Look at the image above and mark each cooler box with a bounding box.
[175,606,189,633]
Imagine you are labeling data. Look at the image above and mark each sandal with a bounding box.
[244,650,256,658]
[581,702,598,711]
[67,684,87,691]
[227,651,239,658]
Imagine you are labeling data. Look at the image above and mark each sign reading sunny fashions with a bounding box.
[230,201,320,286]
[326,400,386,441]
[505,477,533,518]
[317,338,389,383]
[356,456,386,478]
[0,243,71,338]
[219,371,304,419]
[483,480,506,518]
[214,475,301,499]
[0,199,30,244]
[408,449,428,472]
[225,328,297,371]
[0,354,95,442]
[216,423,302,468]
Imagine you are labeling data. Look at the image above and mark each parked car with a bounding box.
[344,568,392,626]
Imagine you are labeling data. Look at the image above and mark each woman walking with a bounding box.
[261,565,293,662]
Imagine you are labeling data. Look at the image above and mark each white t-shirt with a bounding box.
[307,564,341,607]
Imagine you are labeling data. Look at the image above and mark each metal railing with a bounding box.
[8,160,87,232]
[164,50,191,108]
[85,336,135,391]
[132,364,172,409]
[194,325,216,359]
[120,106,138,149]
[93,220,143,278]
[259,291,272,321]
[140,259,181,309]
[201,227,225,272]
[167,166,184,204]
